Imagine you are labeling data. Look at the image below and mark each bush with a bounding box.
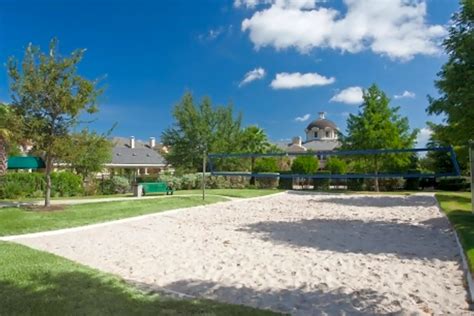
[51,171,83,197]
[313,171,330,191]
[364,178,405,191]
[404,169,421,190]
[254,158,279,173]
[326,157,347,174]
[435,177,470,191]
[278,171,293,190]
[255,173,279,189]
[291,156,319,174]
[347,176,364,191]
[136,175,158,183]
[100,176,130,194]
[0,172,45,199]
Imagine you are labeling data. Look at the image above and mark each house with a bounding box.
[103,136,170,177]
[287,112,341,153]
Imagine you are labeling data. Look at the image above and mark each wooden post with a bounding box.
[202,151,206,201]
[470,141,474,213]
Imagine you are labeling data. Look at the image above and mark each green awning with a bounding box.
[7,157,45,170]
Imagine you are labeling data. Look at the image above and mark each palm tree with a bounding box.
[240,126,270,184]
[0,105,12,175]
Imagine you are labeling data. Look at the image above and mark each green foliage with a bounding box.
[58,129,112,180]
[100,176,130,195]
[254,158,279,173]
[325,157,347,174]
[344,84,418,190]
[436,177,470,191]
[0,173,45,199]
[157,173,250,190]
[162,92,242,172]
[50,171,83,197]
[427,1,474,167]
[291,156,319,174]
[313,171,330,190]
[7,38,103,205]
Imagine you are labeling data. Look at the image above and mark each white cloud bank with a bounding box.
[416,127,432,148]
[239,67,266,87]
[394,90,416,99]
[270,72,335,89]
[239,0,447,60]
[330,86,364,104]
[294,113,311,122]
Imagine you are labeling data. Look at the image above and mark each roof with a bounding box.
[8,156,45,169]
[302,140,341,151]
[109,137,167,166]
[306,118,337,130]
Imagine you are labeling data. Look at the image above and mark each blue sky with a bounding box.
[0,0,459,146]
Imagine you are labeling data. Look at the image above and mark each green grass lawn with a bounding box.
[0,196,227,237]
[0,189,282,237]
[435,192,474,272]
[0,241,279,316]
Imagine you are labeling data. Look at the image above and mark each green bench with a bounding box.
[141,182,174,196]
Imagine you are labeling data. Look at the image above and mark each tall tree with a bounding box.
[162,92,242,173]
[345,84,418,191]
[240,125,270,184]
[427,0,474,167]
[58,129,112,181]
[0,105,13,175]
[8,39,102,207]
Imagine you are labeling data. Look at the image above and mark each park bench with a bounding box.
[140,182,174,196]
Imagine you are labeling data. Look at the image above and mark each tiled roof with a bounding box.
[108,137,166,166]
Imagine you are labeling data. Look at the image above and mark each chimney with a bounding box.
[149,137,156,148]
[319,112,325,119]
[130,136,135,149]
[292,136,302,146]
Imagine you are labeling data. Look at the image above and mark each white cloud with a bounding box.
[330,86,364,104]
[239,0,447,60]
[294,113,311,122]
[235,0,316,9]
[198,27,225,41]
[239,67,266,87]
[270,72,335,89]
[416,127,432,147]
[394,90,416,99]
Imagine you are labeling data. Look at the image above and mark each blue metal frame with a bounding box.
[208,147,461,179]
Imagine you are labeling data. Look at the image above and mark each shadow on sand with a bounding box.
[239,217,457,261]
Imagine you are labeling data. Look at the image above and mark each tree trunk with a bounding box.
[0,137,7,176]
[44,154,52,207]
[250,156,256,185]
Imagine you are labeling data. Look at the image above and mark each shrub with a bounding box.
[291,156,319,174]
[435,177,469,191]
[254,158,279,173]
[404,169,421,190]
[136,175,158,183]
[255,173,279,189]
[347,176,364,191]
[313,171,330,190]
[101,176,130,194]
[326,157,347,174]
[0,172,45,199]
[51,171,83,197]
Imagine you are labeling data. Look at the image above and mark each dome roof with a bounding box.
[306,118,337,130]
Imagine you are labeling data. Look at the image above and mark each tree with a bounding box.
[162,92,242,173]
[291,155,319,174]
[326,157,347,174]
[240,125,270,183]
[58,129,112,181]
[344,84,418,191]
[0,105,12,175]
[427,1,474,167]
[8,39,102,207]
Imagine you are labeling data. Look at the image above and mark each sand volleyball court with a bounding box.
[9,192,472,315]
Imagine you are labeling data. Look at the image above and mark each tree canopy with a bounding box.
[8,38,103,206]
[162,92,242,173]
[344,84,418,191]
[427,0,474,167]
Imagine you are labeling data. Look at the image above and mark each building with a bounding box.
[287,112,341,153]
[104,136,170,177]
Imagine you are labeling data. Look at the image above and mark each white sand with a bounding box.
[9,192,472,315]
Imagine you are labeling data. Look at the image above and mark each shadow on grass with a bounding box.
[0,271,278,316]
[149,279,400,315]
[239,217,458,261]
[436,193,471,206]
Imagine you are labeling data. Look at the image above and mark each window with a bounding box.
[326,131,330,138]
[314,132,318,138]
